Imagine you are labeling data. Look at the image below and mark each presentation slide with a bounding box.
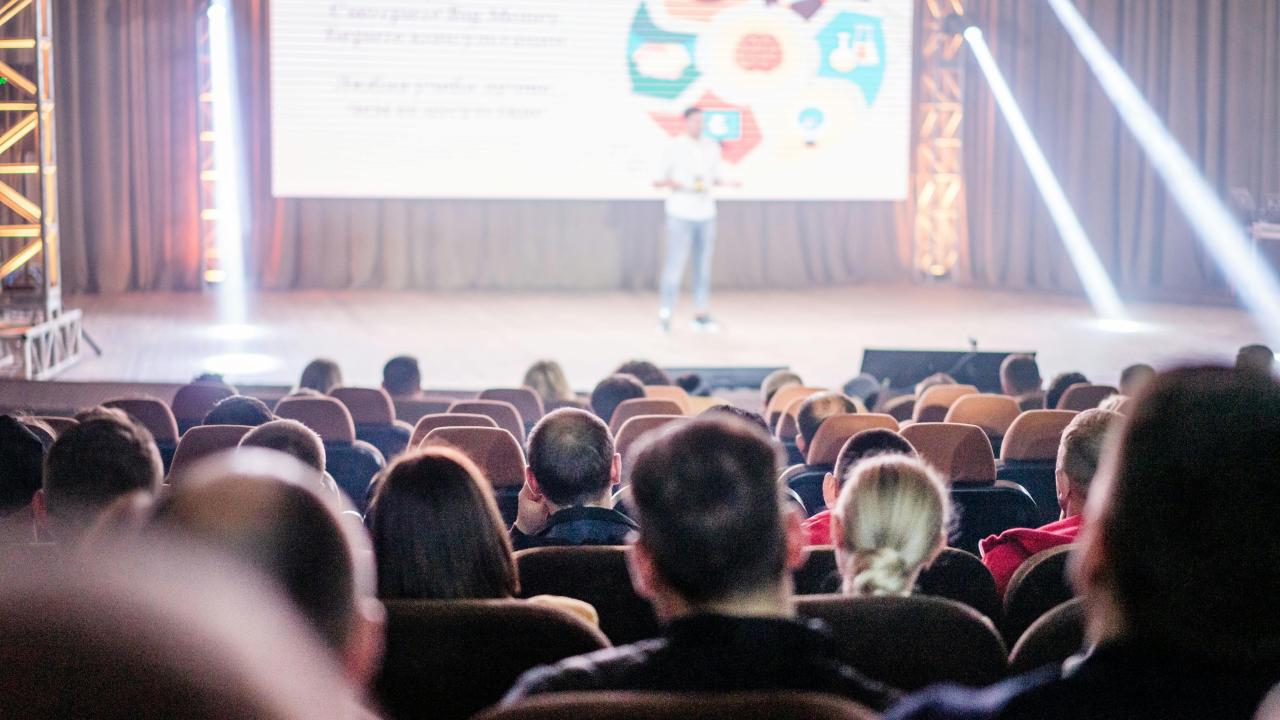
[270,0,913,201]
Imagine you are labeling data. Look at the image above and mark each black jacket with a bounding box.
[509,506,638,551]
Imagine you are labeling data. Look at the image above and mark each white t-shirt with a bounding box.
[659,134,722,222]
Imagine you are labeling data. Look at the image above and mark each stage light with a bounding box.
[206,0,247,323]
[963,26,1126,320]
[1047,0,1280,346]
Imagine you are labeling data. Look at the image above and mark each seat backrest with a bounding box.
[775,396,808,440]
[795,594,1007,691]
[450,400,526,442]
[615,415,687,468]
[35,416,77,437]
[167,424,252,482]
[913,384,979,423]
[765,385,824,420]
[882,395,915,422]
[274,396,357,443]
[1003,544,1077,644]
[900,423,996,483]
[944,394,1022,438]
[375,599,609,720]
[515,546,659,645]
[422,427,526,489]
[1008,598,1086,675]
[1000,410,1078,461]
[805,414,901,465]
[410,413,498,447]
[474,692,879,720]
[1056,383,1118,411]
[948,482,1039,556]
[916,548,1003,623]
[393,397,454,425]
[643,385,692,413]
[331,387,396,426]
[608,398,684,434]
[170,382,235,427]
[479,388,546,427]
[102,398,179,443]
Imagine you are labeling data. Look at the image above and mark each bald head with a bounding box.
[240,420,326,474]
[796,391,857,446]
[527,408,617,507]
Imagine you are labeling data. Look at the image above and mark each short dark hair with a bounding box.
[683,107,702,118]
[630,417,785,604]
[1046,371,1088,411]
[367,449,518,600]
[527,409,615,506]
[614,360,671,386]
[1095,367,1280,662]
[1119,363,1155,396]
[1236,344,1274,373]
[0,416,45,514]
[700,404,770,434]
[150,476,357,652]
[298,359,342,394]
[1000,354,1042,394]
[203,395,274,427]
[239,420,326,474]
[833,429,917,486]
[796,392,857,445]
[590,374,646,423]
[382,355,422,397]
[44,414,163,536]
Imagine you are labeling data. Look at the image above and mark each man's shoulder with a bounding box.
[886,669,1062,720]
[503,639,666,702]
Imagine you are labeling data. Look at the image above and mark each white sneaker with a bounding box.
[691,315,721,334]
[658,311,672,334]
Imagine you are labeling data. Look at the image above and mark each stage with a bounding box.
[58,284,1261,392]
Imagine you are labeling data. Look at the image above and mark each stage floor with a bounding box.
[61,284,1261,391]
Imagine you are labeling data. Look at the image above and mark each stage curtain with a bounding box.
[959,0,1280,302]
[55,0,204,293]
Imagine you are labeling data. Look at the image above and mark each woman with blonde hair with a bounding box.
[832,455,950,597]
[522,360,576,406]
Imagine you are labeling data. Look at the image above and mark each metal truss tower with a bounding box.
[913,0,967,279]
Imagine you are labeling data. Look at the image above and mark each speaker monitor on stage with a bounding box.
[859,348,1036,394]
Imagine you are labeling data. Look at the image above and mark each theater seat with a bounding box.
[393,397,453,425]
[997,410,1078,525]
[167,424,252,483]
[475,692,878,720]
[913,385,979,424]
[882,395,915,423]
[1056,383,1118,411]
[450,400,526,442]
[170,382,235,434]
[331,387,413,461]
[615,415,687,483]
[643,385,692,413]
[479,388,546,432]
[795,594,1007,691]
[1008,598,1086,674]
[103,398,179,471]
[274,396,385,511]
[765,386,824,428]
[1002,544,1076,645]
[375,599,609,720]
[515,546,659,646]
[422,426,525,524]
[786,417,904,515]
[608,398,684,435]
[410,412,498,447]
[35,416,77,437]
[945,394,1021,456]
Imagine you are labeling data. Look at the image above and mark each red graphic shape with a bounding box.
[735,33,783,71]
[649,92,762,165]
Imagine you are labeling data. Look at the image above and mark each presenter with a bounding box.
[653,107,733,334]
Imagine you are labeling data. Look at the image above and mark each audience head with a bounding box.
[795,391,857,453]
[674,372,703,395]
[1119,363,1155,397]
[1046,371,1088,411]
[366,448,517,601]
[842,373,882,407]
[823,429,918,509]
[0,416,45,517]
[298,359,342,395]
[525,409,619,509]
[1055,409,1121,518]
[239,420,327,476]
[1236,344,1274,374]
[38,410,163,543]
[381,355,422,398]
[832,455,950,597]
[914,372,955,398]
[761,369,802,410]
[1074,367,1280,664]
[590,373,646,423]
[614,359,671,386]
[148,449,382,685]
[699,404,770,435]
[628,417,802,618]
[204,395,274,427]
[522,359,574,404]
[1000,354,1042,397]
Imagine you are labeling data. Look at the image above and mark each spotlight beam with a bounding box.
[207,0,247,326]
[1047,0,1280,346]
[963,27,1126,319]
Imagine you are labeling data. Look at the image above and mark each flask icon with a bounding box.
[828,32,857,73]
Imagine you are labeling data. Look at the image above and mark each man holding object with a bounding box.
[654,107,730,334]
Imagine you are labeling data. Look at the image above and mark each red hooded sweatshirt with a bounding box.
[979,514,1082,597]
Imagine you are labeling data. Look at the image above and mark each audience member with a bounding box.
[239,420,338,496]
[504,418,897,710]
[795,391,858,456]
[890,367,1280,720]
[382,355,422,398]
[842,373,883,410]
[674,372,704,396]
[980,408,1120,596]
[803,429,918,546]
[1237,344,1274,374]
[511,409,636,550]
[298,359,343,395]
[1045,371,1088,411]
[36,411,163,544]
[204,395,274,427]
[833,456,949,597]
[761,369,803,410]
[914,372,955,399]
[614,359,672,386]
[0,416,45,544]
[1097,394,1129,414]
[700,404,770,434]
[1119,363,1155,397]
[1000,355,1044,411]
[590,373,646,423]
[523,359,575,405]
